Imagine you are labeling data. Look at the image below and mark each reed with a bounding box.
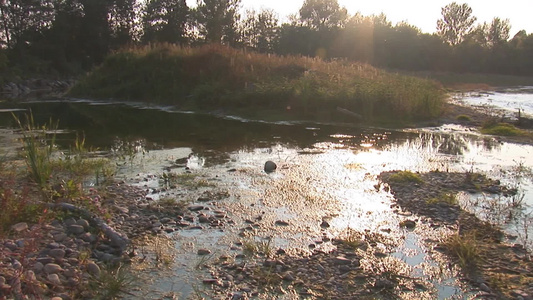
[13,113,56,189]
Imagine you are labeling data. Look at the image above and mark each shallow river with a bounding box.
[1,90,533,299]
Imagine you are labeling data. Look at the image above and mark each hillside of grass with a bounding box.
[69,44,445,123]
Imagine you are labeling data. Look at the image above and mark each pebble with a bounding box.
[67,225,85,234]
[76,219,90,229]
[54,233,68,242]
[86,262,101,277]
[198,249,212,255]
[44,263,63,274]
[47,273,62,285]
[188,205,205,211]
[49,248,66,259]
[11,222,28,232]
[274,220,290,226]
[33,262,44,273]
[333,256,351,265]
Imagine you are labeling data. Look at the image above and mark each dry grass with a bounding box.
[70,44,445,122]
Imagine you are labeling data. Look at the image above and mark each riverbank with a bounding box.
[68,44,445,124]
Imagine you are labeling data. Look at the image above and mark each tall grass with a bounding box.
[13,113,57,189]
[70,44,445,122]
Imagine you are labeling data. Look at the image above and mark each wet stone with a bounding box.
[275,220,290,226]
[189,205,205,212]
[400,219,416,229]
[264,161,277,173]
[333,256,351,265]
[198,249,212,255]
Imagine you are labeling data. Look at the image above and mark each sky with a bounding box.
[188,0,531,37]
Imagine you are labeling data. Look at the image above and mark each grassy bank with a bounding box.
[69,44,445,123]
[407,71,533,90]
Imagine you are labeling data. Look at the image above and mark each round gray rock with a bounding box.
[264,161,277,173]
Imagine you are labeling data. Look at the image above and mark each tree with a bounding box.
[0,0,55,48]
[194,0,241,45]
[240,8,278,52]
[436,2,476,46]
[487,17,510,47]
[299,0,347,30]
[142,0,189,44]
[109,0,139,46]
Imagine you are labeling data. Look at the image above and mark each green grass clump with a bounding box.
[443,232,480,271]
[480,122,525,136]
[389,171,423,184]
[340,228,365,249]
[242,238,273,257]
[14,113,56,189]
[456,115,471,122]
[70,44,445,123]
[427,192,458,205]
[90,264,135,299]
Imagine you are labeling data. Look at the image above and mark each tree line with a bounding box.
[1,0,532,77]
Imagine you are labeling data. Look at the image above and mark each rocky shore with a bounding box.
[379,171,533,300]
[1,79,75,99]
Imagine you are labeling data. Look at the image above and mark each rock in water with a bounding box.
[264,161,277,173]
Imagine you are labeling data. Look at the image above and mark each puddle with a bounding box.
[455,86,533,117]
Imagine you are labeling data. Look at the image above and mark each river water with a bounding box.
[1,89,532,299]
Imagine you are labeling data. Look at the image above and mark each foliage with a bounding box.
[239,8,279,53]
[69,44,445,123]
[388,171,423,184]
[299,0,348,30]
[456,115,471,122]
[142,0,189,45]
[437,2,477,46]
[0,180,43,237]
[194,0,241,45]
[1,0,533,79]
[481,122,526,136]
